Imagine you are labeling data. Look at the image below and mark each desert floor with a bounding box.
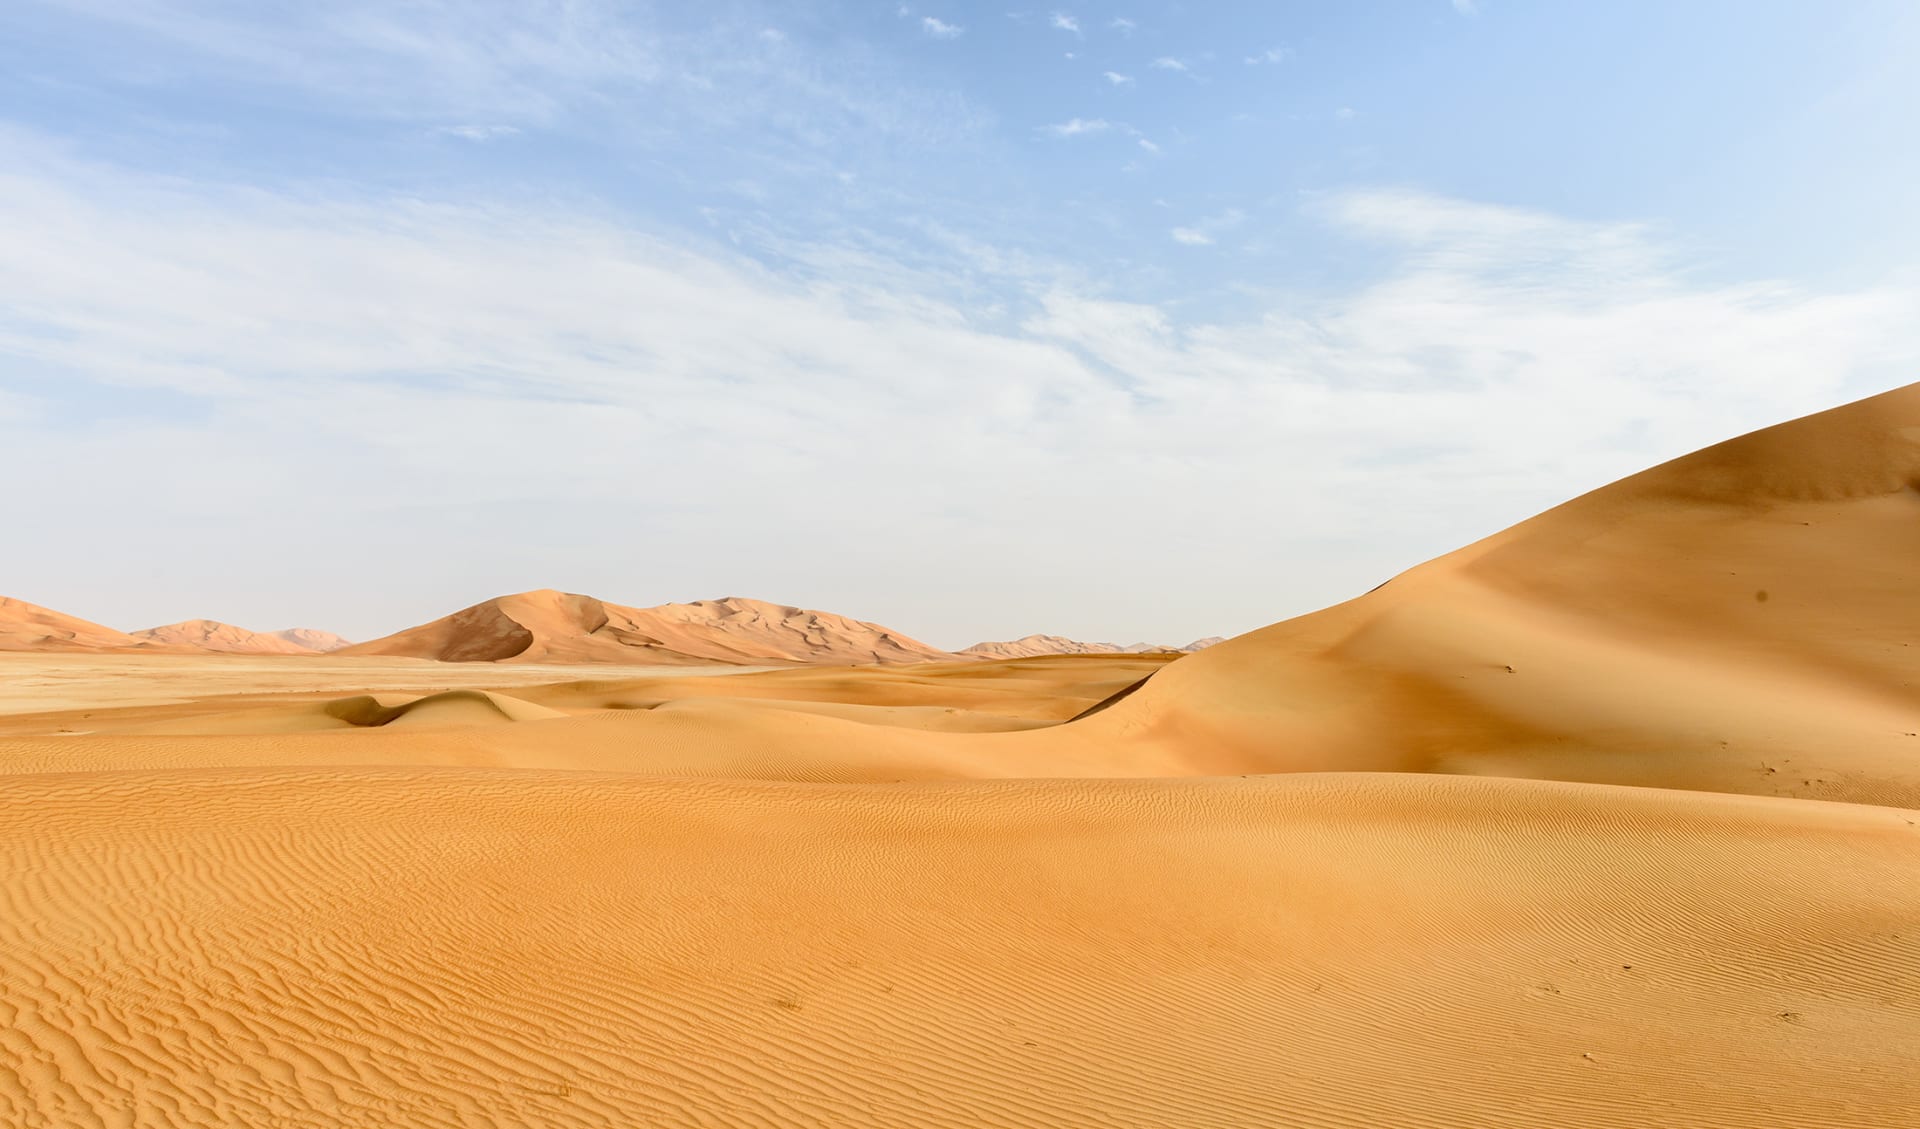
[1,643,1916,1128]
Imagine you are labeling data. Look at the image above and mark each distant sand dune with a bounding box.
[341,590,964,666]
[133,617,325,655]
[0,596,170,653]
[963,633,1221,658]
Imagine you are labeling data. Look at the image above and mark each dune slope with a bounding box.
[1081,383,1920,808]
[0,596,152,653]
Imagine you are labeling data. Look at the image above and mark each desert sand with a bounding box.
[3,386,1920,1126]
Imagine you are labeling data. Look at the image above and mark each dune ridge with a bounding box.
[340,590,963,666]
[1078,382,1920,808]
[133,618,328,655]
[0,596,171,653]
[964,633,1223,658]
[270,627,353,652]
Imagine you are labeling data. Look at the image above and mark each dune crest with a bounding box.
[133,618,325,655]
[341,589,960,666]
[271,627,353,652]
[0,596,165,653]
[963,634,1222,658]
[1080,383,1920,807]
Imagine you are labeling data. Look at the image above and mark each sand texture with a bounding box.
[4,386,1920,1126]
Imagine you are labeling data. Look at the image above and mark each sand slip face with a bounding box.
[0,769,1915,1129]
[1083,384,1920,808]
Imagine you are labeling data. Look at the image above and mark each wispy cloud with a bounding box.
[1103,71,1134,86]
[437,124,521,142]
[1244,46,1290,65]
[1050,12,1081,34]
[1167,208,1245,247]
[1137,138,1162,155]
[921,16,964,39]
[1110,17,1137,34]
[1040,117,1112,137]
[1452,0,1481,14]
[1150,57,1188,72]
[20,0,990,155]
[1335,106,1358,121]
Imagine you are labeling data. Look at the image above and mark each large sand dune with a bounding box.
[1081,382,1920,808]
[340,589,962,665]
[4,387,1920,1126]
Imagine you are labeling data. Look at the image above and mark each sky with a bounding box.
[3,1,1919,649]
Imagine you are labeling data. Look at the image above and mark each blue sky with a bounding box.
[3,1,1918,646]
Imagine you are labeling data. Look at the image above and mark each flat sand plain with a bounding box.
[5,385,1920,1126]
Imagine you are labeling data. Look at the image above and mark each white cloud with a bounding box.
[1050,12,1081,34]
[1170,227,1212,245]
[437,124,521,141]
[1335,106,1358,121]
[1452,0,1480,14]
[1110,17,1137,34]
[921,16,964,38]
[1150,57,1188,71]
[3,138,1915,646]
[1137,138,1161,155]
[1040,117,1112,137]
[1244,47,1290,65]
[1103,71,1133,86]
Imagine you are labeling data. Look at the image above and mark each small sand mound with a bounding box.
[323,690,568,728]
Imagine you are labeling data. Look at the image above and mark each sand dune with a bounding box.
[0,595,164,653]
[6,387,1920,1125]
[0,601,351,657]
[964,633,1223,658]
[1080,383,1920,808]
[270,626,353,652]
[133,617,327,654]
[342,589,961,665]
